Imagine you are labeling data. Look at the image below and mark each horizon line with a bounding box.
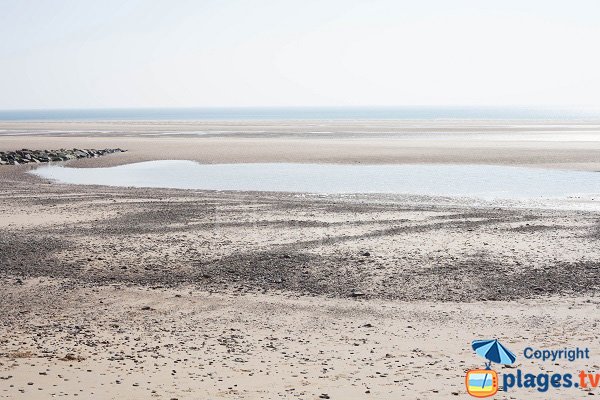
[1,105,600,112]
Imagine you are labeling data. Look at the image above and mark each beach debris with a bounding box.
[59,353,85,362]
[351,290,366,297]
[0,148,126,165]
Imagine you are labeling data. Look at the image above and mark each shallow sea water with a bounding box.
[31,161,600,210]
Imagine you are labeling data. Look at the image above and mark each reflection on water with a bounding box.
[32,160,600,206]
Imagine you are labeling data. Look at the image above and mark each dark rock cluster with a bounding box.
[0,148,126,165]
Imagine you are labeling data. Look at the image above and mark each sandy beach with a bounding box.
[1,120,600,399]
[2,120,600,170]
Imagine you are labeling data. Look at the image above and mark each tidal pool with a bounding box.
[31,160,600,204]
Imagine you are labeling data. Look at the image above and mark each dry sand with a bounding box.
[1,121,600,399]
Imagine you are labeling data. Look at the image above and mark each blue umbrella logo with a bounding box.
[472,339,516,368]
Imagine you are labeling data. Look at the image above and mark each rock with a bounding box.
[0,148,126,166]
[60,353,83,361]
[361,251,371,257]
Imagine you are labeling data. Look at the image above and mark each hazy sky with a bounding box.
[1,0,599,109]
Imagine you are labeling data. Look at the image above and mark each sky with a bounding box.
[1,0,599,109]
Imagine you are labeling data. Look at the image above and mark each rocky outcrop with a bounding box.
[0,148,126,165]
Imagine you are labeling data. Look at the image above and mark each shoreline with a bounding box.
[2,167,599,301]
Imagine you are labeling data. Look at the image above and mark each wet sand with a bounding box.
[1,121,600,399]
[1,120,600,170]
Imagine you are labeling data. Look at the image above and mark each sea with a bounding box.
[0,107,599,121]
